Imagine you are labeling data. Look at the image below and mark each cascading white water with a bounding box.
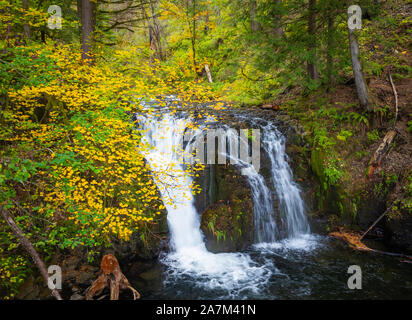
[224,119,310,242]
[137,111,272,297]
[261,123,310,238]
[223,128,278,243]
[140,115,205,251]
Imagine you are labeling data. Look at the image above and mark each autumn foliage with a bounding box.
[0,37,221,297]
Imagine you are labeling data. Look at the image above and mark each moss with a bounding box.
[199,164,254,252]
[201,200,252,252]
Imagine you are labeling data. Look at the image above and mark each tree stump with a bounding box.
[85,254,140,300]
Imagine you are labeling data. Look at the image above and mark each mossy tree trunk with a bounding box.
[348,27,372,111]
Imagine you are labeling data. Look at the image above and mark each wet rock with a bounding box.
[386,215,412,252]
[62,255,81,270]
[75,265,98,286]
[62,269,78,283]
[16,275,41,300]
[111,203,168,262]
[70,293,84,300]
[139,265,163,281]
[127,260,155,275]
[197,164,254,252]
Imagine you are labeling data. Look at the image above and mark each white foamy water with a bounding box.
[253,234,321,252]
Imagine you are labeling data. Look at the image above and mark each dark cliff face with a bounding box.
[386,216,412,253]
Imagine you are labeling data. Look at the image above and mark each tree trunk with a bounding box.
[204,12,209,35]
[348,27,372,111]
[307,0,319,80]
[249,0,260,32]
[205,64,213,83]
[81,0,96,62]
[326,12,335,88]
[77,0,82,37]
[272,0,283,39]
[22,0,30,40]
[149,0,164,61]
[189,0,197,71]
[86,254,140,300]
[1,207,63,300]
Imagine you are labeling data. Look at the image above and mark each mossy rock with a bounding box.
[198,164,254,252]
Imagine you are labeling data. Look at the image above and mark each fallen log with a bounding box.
[367,129,397,178]
[0,206,63,300]
[330,229,412,261]
[85,254,140,300]
[366,69,400,178]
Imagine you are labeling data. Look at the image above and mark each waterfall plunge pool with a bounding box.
[130,105,412,300]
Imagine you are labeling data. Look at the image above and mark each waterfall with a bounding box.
[224,118,310,242]
[134,104,313,297]
[137,111,271,296]
[140,114,205,251]
[261,123,310,238]
[223,127,278,243]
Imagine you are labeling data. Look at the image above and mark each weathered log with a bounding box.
[367,129,397,178]
[85,254,140,300]
[204,64,213,83]
[0,206,63,300]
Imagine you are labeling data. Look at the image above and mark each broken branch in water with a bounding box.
[330,229,412,261]
[359,202,396,241]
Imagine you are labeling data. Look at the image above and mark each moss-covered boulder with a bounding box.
[196,164,254,252]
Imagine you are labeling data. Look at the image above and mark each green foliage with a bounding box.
[0,45,58,94]
[367,129,380,143]
[313,126,336,150]
[0,253,30,299]
[337,129,353,142]
[215,230,226,243]
[324,158,344,188]
[349,111,369,128]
